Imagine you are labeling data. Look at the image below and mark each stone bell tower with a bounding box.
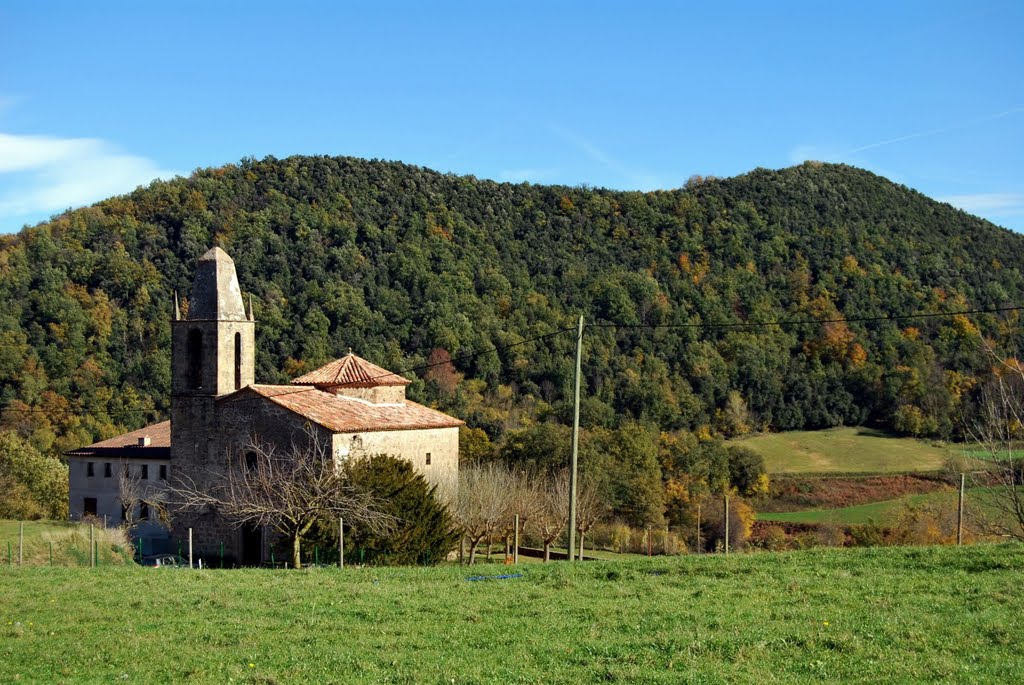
[170,247,255,552]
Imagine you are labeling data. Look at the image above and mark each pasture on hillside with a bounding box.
[733,427,953,474]
[2,544,1022,683]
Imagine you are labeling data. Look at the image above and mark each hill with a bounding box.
[1,157,1023,459]
[1,545,1022,682]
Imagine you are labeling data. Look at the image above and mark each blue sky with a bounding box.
[1,1,1022,232]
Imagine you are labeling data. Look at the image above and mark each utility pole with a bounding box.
[957,473,965,546]
[567,314,584,561]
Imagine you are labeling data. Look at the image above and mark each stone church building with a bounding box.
[68,247,462,564]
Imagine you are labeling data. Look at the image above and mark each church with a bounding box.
[67,247,463,564]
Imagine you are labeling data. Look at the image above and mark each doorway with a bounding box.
[241,524,262,566]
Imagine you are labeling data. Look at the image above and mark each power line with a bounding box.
[585,304,1024,331]
[0,326,580,416]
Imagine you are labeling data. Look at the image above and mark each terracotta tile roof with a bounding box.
[65,421,171,459]
[224,385,463,433]
[291,353,412,387]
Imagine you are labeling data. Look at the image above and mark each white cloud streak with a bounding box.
[938,192,1024,216]
[0,132,180,226]
[849,107,1024,154]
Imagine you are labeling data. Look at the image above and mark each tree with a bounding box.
[573,475,606,560]
[171,429,392,569]
[117,463,170,533]
[343,454,460,565]
[531,470,569,562]
[0,431,68,519]
[453,464,512,564]
[965,358,1024,541]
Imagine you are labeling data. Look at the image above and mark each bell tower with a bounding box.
[170,246,255,491]
[171,246,254,398]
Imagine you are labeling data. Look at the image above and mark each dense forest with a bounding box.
[1,156,1023,472]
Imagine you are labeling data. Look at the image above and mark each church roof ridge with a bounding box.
[228,384,463,433]
[290,353,412,387]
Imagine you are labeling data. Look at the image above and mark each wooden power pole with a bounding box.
[567,314,584,561]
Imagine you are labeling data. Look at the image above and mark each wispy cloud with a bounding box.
[938,192,1024,216]
[548,124,664,189]
[849,107,1024,154]
[0,132,180,229]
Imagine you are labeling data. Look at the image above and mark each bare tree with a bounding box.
[117,464,170,533]
[531,469,569,562]
[965,360,1024,541]
[574,476,606,560]
[454,464,512,564]
[171,429,392,568]
[493,467,542,558]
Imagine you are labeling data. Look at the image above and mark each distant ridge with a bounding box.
[2,155,1022,455]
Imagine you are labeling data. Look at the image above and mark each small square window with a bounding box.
[141,464,149,480]
[159,464,168,481]
[104,463,112,478]
[87,462,95,477]
[425,452,432,466]
[83,497,97,517]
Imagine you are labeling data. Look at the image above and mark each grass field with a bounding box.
[2,544,1023,683]
[757,490,958,525]
[733,427,953,474]
[0,520,133,567]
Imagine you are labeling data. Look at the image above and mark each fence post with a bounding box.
[513,514,520,565]
[724,494,730,555]
[49,541,53,566]
[7,541,11,566]
[339,517,344,569]
[188,528,193,569]
[90,524,95,568]
[220,541,225,569]
[19,522,24,566]
[957,473,965,545]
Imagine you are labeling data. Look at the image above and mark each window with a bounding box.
[234,332,242,390]
[141,464,149,480]
[159,464,168,481]
[83,497,97,517]
[104,463,112,478]
[87,462,95,477]
[425,452,432,466]
[140,502,150,521]
[187,328,203,389]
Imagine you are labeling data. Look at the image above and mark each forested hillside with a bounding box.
[2,156,1023,461]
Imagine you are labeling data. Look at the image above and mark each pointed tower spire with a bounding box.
[173,291,181,321]
[247,293,255,322]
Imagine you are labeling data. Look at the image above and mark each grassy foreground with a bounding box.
[2,545,1023,683]
[733,427,952,474]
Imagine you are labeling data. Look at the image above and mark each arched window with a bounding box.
[234,332,242,390]
[187,329,203,389]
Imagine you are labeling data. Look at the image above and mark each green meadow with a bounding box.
[734,427,952,474]
[757,490,962,525]
[2,544,1022,683]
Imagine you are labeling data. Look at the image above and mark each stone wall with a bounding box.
[334,426,459,500]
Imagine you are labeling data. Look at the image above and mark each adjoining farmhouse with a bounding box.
[67,247,462,564]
